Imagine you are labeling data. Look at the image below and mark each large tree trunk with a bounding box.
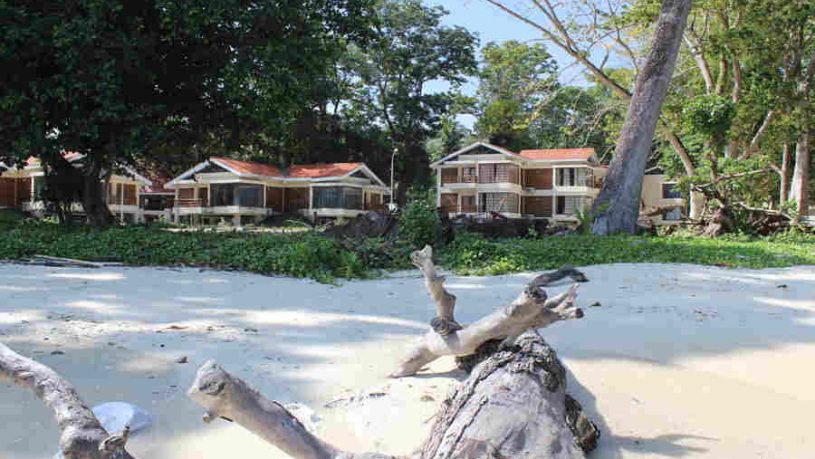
[590,0,692,235]
[0,342,134,459]
[82,159,114,228]
[420,332,588,459]
[789,128,811,217]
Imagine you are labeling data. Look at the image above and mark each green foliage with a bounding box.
[0,223,367,283]
[682,95,736,138]
[341,0,478,193]
[398,191,442,249]
[474,40,615,154]
[1,219,812,281]
[440,232,815,276]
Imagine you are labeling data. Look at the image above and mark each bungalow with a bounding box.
[165,157,390,226]
[431,142,684,225]
[0,154,151,223]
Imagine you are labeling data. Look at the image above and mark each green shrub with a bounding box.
[399,190,441,249]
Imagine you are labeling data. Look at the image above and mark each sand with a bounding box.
[0,262,813,459]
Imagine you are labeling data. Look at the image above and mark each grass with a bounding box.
[1,209,813,281]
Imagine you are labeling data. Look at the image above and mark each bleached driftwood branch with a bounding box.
[0,342,134,459]
[410,246,460,335]
[187,361,399,459]
[391,247,584,377]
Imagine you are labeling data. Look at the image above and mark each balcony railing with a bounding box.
[177,198,203,208]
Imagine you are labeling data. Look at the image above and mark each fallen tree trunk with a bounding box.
[0,342,134,459]
[420,332,592,459]
[391,246,584,377]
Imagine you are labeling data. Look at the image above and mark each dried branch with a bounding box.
[0,342,134,459]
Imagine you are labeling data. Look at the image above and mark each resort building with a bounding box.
[165,157,390,226]
[431,142,684,224]
[0,154,151,223]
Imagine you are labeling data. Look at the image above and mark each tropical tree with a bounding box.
[0,0,374,226]
[343,0,478,201]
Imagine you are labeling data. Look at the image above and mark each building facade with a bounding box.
[0,154,150,223]
[431,142,684,224]
[165,157,390,226]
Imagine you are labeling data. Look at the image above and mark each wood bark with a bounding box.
[420,331,589,459]
[589,0,692,235]
[789,127,811,217]
[0,342,134,459]
[82,160,114,228]
[780,143,791,205]
[187,360,397,459]
[392,247,585,378]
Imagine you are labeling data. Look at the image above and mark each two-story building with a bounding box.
[431,142,684,224]
[165,157,390,226]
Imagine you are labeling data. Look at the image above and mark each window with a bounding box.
[312,187,363,210]
[479,193,519,213]
[211,184,263,207]
[663,207,682,221]
[478,163,519,184]
[557,168,577,186]
[556,196,584,216]
[237,185,262,207]
[33,177,45,201]
[211,184,234,206]
[662,183,682,199]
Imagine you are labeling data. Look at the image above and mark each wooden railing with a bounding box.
[177,198,203,208]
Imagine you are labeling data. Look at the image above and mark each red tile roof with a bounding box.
[210,157,362,179]
[288,163,362,178]
[211,157,283,177]
[519,148,595,161]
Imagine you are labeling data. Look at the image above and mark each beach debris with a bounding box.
[176,356,188,364]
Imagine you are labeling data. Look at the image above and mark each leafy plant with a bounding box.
[398,190,442,249]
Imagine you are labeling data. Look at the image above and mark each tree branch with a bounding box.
[392,248,584,377]
[411,246,461,335]
[0,342,134,459]
[187,361,397,459]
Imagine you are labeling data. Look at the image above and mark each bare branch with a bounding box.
[0,342,134,459]
[187,361,396,459]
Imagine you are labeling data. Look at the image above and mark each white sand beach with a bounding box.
[1,262,813,459]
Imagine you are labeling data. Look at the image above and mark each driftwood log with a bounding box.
[391,246,585,378]
[0,342,134,459]
[184,250,597,458]
[187,331,597,459]
[421,331,592,459]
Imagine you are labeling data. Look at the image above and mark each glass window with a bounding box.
[33,177,45,201]
[312,187,363,209]
[479,193,519,213]
[211,184,234,206]
[237,185,262,207]
[662,183,682,199]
